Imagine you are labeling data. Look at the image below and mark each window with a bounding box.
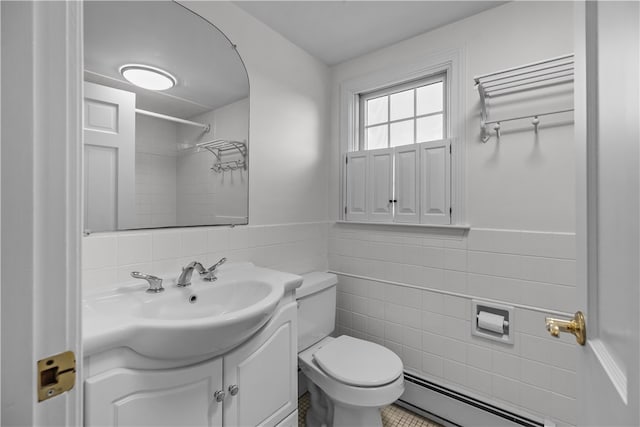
[359,75,446,151]
[340,50,464,226]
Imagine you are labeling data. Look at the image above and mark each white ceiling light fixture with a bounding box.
[119,64,177,91]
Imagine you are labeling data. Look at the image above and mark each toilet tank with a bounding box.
[297,272,338,352]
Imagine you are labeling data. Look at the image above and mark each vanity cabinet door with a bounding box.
[223,302,297,427]
[84,357,223,427]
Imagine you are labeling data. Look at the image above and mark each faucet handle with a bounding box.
[131,272,164,293]
[203,257,227,282]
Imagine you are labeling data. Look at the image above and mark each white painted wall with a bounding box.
[209,97,249,142]
[329,2,578,426]
[330,1,575,232]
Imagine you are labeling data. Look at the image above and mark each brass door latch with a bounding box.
[545,311,586,345]
[37,351,76,402]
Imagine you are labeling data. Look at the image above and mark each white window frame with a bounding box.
[339,48,466,225]
[358,73,448,150]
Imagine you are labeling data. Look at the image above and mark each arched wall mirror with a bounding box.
[83,1,249,233]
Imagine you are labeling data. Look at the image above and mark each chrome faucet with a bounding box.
[131,272,164,293]
[203,257,226,282]
[177,261,207,287]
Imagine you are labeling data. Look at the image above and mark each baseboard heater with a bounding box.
[399,372,546,427]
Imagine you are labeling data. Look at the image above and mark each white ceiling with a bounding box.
[234,1,507,65]
[83,1,506,117]
[84,1,249,119]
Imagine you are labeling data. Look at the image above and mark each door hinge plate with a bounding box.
[38,350,76,402]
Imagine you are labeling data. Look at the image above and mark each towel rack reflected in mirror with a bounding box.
[196,139,247,173]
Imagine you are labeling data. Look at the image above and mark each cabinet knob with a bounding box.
[228,384,239,396]
[214,390,226,402]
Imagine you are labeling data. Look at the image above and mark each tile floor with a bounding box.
[298,393,443,427]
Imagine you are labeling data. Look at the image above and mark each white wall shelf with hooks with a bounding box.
[196,139,247,173]
[474,53,574,142]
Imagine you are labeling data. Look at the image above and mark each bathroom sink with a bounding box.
[137,280,272,320]
[83,263,302,360]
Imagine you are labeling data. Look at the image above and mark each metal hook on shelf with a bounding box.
[211,159,245,173]
[494,122,501,139]
[480,122,490,143]
[532,116,540,133]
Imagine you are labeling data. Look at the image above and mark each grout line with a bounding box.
[465,248,576,261]
[330,270,573,317]
[331,253,576,287]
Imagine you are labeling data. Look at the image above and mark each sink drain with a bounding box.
[188,294,198,304]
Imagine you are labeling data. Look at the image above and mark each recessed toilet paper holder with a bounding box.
[471,300,514,345]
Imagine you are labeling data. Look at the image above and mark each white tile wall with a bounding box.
[329,225,577,426]
[135,115,179,228]
[82,222,328,292]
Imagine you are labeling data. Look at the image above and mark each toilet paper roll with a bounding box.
[477,311,506,334]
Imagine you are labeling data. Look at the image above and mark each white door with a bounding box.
[223,303,298,427]
[83,82,136,231]
[1,1,82,425]
[575,2,639,425]
[84,358,224,427]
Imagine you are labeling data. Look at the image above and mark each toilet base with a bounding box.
[305,380,332,427]
[305,378,385,427]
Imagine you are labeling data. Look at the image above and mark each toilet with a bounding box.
[297,272,405,427]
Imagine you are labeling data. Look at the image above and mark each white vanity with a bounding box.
[83,263,302,427]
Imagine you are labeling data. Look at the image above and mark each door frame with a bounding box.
[1,1,83,425]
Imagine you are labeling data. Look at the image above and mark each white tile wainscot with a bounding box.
[329,224,577,426]
[82,222,329,291]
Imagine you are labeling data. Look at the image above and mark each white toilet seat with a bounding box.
[313,335,403,387]
[299,336,405,408]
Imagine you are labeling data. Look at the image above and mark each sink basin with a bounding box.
[83,263,302,360]
[138,280,272,320]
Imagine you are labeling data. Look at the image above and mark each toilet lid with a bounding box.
[312,335,403,387]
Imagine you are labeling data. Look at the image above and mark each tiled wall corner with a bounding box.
[329,225,577,426]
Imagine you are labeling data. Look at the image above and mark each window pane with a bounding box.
[417,114,443,142]
[417,82,443,116]
[390,89,414,121]
[366,96,388,126]
[390,119,414,147]
[366,124,388,150]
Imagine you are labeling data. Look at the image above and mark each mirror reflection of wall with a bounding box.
[83,1,249,233]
